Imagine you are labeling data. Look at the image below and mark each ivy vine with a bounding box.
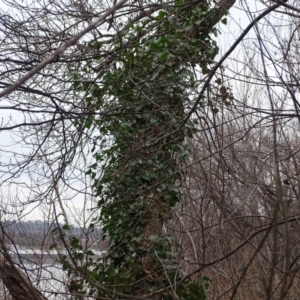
[59,1,229,299]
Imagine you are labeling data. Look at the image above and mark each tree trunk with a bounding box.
[0,255,47,300]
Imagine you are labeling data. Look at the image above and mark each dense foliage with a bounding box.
[63,1,229,299]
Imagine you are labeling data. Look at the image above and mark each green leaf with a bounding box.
[90,270,99,281]
[175,0,183,5]
[49,243,57,250]
[62,224,70,230]
[157,10,165,20]
[86,250,95,256]
[70,237,80,248]
[85,120,92,129]
[212,107,219,114]
[97,199,105,206]
[221,18,227,25]
[75,252,84,261]
[215,78,222,85]
[141,174,151,182]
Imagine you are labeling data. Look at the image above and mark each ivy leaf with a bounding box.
[86,250,95,256]
[211,107,219,114]
[70,237,80,248]
[157,10,165,20]
[221,18,227,25]
[62,224,70,230]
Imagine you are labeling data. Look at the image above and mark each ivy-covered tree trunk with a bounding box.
[75,0,235,299]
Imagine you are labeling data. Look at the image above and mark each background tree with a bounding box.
[0,0,300,299]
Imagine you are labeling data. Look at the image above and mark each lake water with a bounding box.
[6,247,105,299]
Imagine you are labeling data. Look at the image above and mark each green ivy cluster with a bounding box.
[63,1,226,299]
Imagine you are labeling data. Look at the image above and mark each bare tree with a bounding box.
[0,0,300,299]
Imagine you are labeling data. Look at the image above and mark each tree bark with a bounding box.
[0,255,47,300]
